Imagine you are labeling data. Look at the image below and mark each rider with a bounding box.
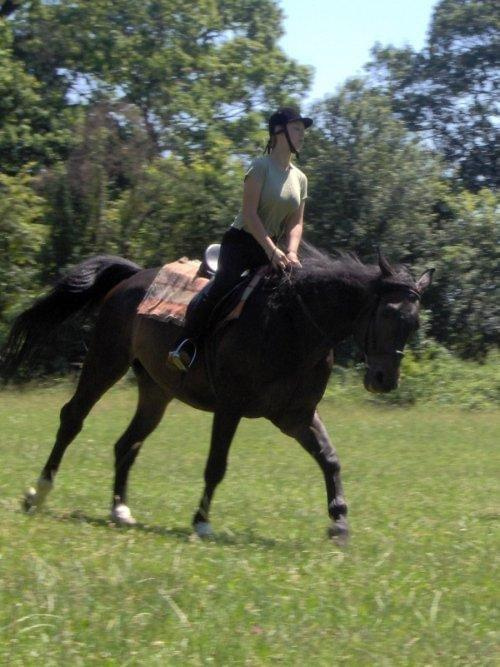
[168,106,313,371]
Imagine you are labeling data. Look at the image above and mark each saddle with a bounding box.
[137,245,267,325]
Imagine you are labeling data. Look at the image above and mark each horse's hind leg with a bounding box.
[110,362,171,525]
[23,341,130,512]
[192,410,241,537]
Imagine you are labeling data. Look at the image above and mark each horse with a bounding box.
[0,247,433,539]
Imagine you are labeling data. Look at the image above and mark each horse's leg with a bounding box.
[192,410,241,537]
[110,363,172,525]
[276,410,348,539]
[23,342,130,512]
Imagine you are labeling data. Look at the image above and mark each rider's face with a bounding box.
[286,120,306,150]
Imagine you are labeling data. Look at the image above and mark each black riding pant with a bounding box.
[183,227,270,339]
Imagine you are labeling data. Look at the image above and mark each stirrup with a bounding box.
[168,338,197,372]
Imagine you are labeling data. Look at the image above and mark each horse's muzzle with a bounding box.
[363,356,401,393]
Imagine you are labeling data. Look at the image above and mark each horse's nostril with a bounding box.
[375,371,384,385]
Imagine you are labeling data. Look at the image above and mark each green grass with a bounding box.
[0,382,499,665]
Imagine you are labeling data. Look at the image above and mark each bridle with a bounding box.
[353,286,421,362]
[294,280,422,360]
[277,268,421,363]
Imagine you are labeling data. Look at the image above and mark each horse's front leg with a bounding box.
[276,410,348,539]
[192,410,241,537]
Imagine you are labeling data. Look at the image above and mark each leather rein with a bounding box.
[293,281,421,361]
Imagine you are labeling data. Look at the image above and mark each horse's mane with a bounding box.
[295,242,413,284]
[299,243,377,282]
[266,242,416,310]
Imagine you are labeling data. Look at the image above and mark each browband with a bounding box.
[378,284,421,300]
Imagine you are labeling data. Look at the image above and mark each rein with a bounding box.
[295,292,332,343]
[279,268,334,347]
[289,267,422,361]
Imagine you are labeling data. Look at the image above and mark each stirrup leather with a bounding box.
[168,338,197,372]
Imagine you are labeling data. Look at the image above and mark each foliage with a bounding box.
[0,18,71,174]
[39,102,154,275]
[303,81,444,262]
[366,0,499,191]
[327,342,500,409]
[39,132,243,276]
[427,188,499,356]
[302,79,498,357]
[0,0,497,369]
[117,153,243,265]
[8,0,311,158]
[0,170,46,338]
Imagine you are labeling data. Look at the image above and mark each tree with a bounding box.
[367,0,499,191]
[115,150,242,266]
[427,188,499,357]
[40,101,154,274]
[302,80,498,359]
[0,170,46,340]
[304,80,443,264]
[0,18,71,174]
[8,0,312,160]
[0,1,22,19]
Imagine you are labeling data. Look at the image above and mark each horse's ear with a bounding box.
[377,247,394,277]
[416,268,435,293]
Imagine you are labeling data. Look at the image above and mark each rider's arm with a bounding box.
[283,200,305,264]
[242,174,289,269]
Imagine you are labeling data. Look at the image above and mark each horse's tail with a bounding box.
[0,255,142,380]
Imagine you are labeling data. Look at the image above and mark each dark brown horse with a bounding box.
[1,248,433,538]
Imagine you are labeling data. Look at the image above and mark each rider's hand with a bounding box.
[286,251,302,267]
[269,247,290,271]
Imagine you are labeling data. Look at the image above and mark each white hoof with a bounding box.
[110,503,137,525]
[23,478,53,512]
[23,487,38,512]
[194,521,213,538]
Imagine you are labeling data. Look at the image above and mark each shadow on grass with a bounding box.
[34,508,284,549]
[477,512,500,522]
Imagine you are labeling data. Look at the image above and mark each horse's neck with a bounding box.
[293,273,369,344]
[254,272,369,371]
[244,274,369,375]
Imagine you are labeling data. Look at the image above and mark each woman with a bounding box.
[168,106,313,371]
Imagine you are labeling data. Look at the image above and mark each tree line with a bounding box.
[0,0,498,373]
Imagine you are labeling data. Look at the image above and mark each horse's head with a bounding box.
[355,252,434,393]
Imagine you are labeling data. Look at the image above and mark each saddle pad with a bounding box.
[137,258,209,324]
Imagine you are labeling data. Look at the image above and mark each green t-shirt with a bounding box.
[232,155,308,238]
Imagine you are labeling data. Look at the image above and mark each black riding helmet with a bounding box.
[265,106,313,158]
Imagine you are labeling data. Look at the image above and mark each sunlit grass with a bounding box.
[1,382,498,665]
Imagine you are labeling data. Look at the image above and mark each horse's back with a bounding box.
[99,267,216,408]
[89,267,166,364]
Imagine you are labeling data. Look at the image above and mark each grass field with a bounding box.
[0,382,498,665]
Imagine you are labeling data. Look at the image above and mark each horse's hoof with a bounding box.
[193,521,213,538]
[22,487,38,513]
[327,519,349,544]
[110,504,137,526]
